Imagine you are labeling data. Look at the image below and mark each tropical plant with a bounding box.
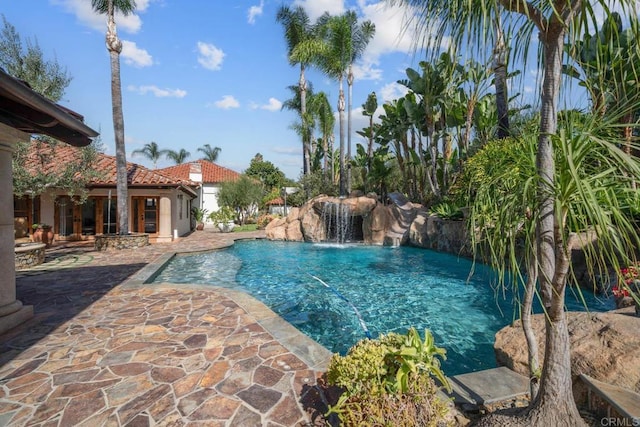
[326,328,450,426]
[277,5,315,176]
[197,143,221,162]
[131,141,167,169]
[207,206,235,225]
[311,12,354,196]
[165,148,191,165]
[388,0,640,425]
[91,0,136,235]
[361,91,378,173]
[191,206,208,223]
[344,12,375,193]
[307,90,335,177]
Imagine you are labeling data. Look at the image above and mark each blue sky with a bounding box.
[4,0,617,179]
[3,0,426,179]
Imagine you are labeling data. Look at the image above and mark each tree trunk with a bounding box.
[107,7,129,236]
[494,15,510,139]
[347,66,354,194]
[338,76,347,197]
[525,27,585,426]
[522,245,540,400]
[300,65,311,176]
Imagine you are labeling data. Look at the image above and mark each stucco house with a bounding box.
[1,67,98,335]
[157,159,241,225]
[14,143,199,243]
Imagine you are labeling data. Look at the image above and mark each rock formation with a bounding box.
[265,192,467,248]
[494,307,640,403]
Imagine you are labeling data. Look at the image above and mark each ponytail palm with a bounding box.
[389,0,640,425]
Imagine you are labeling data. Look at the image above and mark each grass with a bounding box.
[233,224,258,232]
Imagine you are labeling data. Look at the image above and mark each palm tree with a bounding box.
[388,0,640,425]
[277,5,315,176]
[309,91,335,178]
[197,144,221,162]
[131,141,166,169]
[345,12,375,193]
[166,149,190,165]
[91,0,136,235]
[313,12,353,196]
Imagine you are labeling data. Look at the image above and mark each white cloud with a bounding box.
[379,81,408,103]
[260,98,282,111]
[128,85,187,98]
[121,40,153,67]
[352,62,383,81]
[248,0,264,24]
[197,42,225,71]
[293,0,345,21]
[51,0,144,33]
[214,95,240,109]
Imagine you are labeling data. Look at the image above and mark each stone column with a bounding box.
[157,195,172,243]
[0,125,34,335]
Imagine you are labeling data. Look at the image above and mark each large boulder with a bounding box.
[265,217,286,240]
[363,203,389,245]
[384,192,419,246]
[494,307,640,403]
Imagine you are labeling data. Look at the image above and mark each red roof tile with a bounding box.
[157,160,241,184]
[17,142,199,188]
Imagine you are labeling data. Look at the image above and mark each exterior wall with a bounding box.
[201,183,222,224]
[36,187,195,241]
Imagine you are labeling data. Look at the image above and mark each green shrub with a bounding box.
[430,200,464,220]
[326,328,452,426]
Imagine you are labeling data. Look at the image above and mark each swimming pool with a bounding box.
[152,240,615,375]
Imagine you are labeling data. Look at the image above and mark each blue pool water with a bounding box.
[152,240,615,375]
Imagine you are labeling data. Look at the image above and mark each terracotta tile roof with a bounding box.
[266,197,284,205]
[157,160,241,184]
[17,142,199,188]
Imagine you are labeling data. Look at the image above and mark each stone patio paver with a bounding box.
[1,230,332,426]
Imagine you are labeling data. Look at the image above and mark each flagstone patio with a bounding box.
[0,230,332,426]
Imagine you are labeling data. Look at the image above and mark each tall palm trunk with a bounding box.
[106,1,128,235]
[527,29,584,426]
[347,66,354,194]
[338,77,347,196]
[494,14,510,139]
[300,65,311,175]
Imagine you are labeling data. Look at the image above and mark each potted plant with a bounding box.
[191,207,208,231]
[32,223,54,247]
[208,206,236,233]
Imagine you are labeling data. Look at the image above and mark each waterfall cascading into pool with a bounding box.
[321,201,353,243]
[321,200,364,243]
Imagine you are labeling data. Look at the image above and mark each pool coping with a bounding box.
[119,237,334,372]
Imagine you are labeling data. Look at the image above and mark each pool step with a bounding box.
[446,366,530,409]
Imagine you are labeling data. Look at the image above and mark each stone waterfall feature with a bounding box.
[265,192,469,250]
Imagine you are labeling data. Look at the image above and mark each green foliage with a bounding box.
[245,153,287,191]
[326,328,451,426]
[0,15,71,102]
[217,175,263,225]
[291,169,339,204]
[12,137,104,203]
[430,200,464,220]
[191,206,208,223]
[207,206,234,224]
[232,224,258,232]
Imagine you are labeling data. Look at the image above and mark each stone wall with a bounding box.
[15,243,46,269]
[94,234,149,251]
